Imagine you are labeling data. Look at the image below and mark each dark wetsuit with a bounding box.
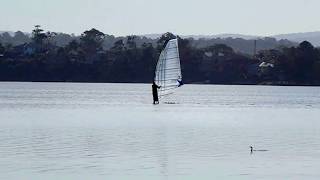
[177,80,184,87]
[152,83,160,104]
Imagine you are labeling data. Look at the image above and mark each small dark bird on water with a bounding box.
[250,146,268,153]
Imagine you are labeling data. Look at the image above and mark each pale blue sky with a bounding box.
[0,0,319,36]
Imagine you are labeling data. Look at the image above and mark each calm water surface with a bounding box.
[0,82,320,180]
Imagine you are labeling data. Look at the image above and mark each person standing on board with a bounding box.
[152,81,161,104]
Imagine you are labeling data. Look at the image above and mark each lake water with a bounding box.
[0,82,320,180]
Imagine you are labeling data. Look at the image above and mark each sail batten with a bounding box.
[154,39,182,98]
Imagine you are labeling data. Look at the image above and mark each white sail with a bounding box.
[154,39,182,98]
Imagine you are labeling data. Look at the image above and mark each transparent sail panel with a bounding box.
[154,39,182,98]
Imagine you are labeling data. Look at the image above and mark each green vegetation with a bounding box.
[0,26,319,85]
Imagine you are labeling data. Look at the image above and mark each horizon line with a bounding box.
[1,28,320,38]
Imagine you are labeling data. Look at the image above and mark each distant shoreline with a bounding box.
[1,80,319,87]
[2,28,320,87]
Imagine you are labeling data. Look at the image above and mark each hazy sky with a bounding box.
[0,0,319,36]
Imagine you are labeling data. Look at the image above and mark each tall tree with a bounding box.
[32,25,48,45]
[294,41,317,81]
[157,32,176,51]
[126,35,137,49]
[111,39,125,52]
[80,28,105,55]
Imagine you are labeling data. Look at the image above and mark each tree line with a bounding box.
[0,26,319,85]
[0,28,297,55]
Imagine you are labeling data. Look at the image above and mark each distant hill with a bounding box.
[140,33,296,55]
[273,32,320,46]
[0,31,31,36]
[183,34,260,40]
[2,30,320,46]
[2,30,319,55]
[0,31,15,36]
[142,33,260,40]
[143,32,320,47]
[140,34,162,39]
[188,32,320,47]
[0,30,296,55]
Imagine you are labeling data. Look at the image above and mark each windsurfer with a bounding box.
[152,81,161,104]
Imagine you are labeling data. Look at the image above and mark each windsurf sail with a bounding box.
[154,39,183,98]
